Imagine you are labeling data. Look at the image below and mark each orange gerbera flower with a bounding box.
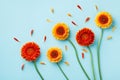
[95,11,112,29]
[47,47,62,63]
[52,23,69,40]
[76,28,95,46]
[21,42,40,61]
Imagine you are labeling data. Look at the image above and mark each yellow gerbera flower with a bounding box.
[52,23,69,40]
[47,47,62,63]
[95,11,112,29]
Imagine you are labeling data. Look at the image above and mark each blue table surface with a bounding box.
[0,0,120,80]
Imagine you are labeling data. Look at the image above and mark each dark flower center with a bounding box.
[99,15,108,24]
[27,47,35,55]
[56,26,65,35]
[51,50,58,58]
[81,33,89,40]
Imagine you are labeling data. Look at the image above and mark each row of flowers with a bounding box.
[20,11,112,80]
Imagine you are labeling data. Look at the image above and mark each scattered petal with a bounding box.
[65,45,68,51]
[77,5,82,11]
[85,17,90,23]
[50,8,54,14]
[95,5,98,11]
[21,64,25,70]
[46,19,52,23]
[82,53,84,59]
[30,29,34,36]
[82,48,88,53]
[44,36,47,42]
[67,13,72,17]
[64,61,70,66]
[107,36,112,40]
[71,21,78,26]
[13,37,20,42]
[112,26,117,32]
[40,62,46,65]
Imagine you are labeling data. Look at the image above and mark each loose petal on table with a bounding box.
[13,37,20,42]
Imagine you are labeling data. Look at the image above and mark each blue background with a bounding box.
[0,0,120,80]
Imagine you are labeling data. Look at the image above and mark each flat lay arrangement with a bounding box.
[0,0,120,80]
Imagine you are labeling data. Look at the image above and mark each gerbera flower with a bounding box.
[95,11,112,29]
[52,23,69,40]
[47,47,62,63]
[47,47,69,79]
[76,28,96,80]
[21,42,44,80]
[76,28,95,46]
[95,11,113,80]
[21,42,40,61]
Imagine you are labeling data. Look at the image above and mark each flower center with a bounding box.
[51,50,58,58]
[99,15,108,24]
[56,26,65,35]
[81,33,89,40]
[27,47,35,55]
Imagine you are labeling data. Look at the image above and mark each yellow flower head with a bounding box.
[52,23,69,40]
[47,47,62,63]
[95,11,112,29]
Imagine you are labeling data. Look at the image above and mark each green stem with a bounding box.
[68,39,91,80]
[33,61,44,80]
[97,29,103,80]
[57,63,69,80]
[87,46,96,80]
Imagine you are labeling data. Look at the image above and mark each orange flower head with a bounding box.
[95,11,112,29]
[52,23,69,40]
[21,42,40,61]
[76,28,95,46]
[47,47,62,63]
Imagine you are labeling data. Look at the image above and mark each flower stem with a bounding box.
[33,61,44,80]
[97,29,103,80]
[68,39,91,80]
[57,63,69,80]
[87,46,96,80]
